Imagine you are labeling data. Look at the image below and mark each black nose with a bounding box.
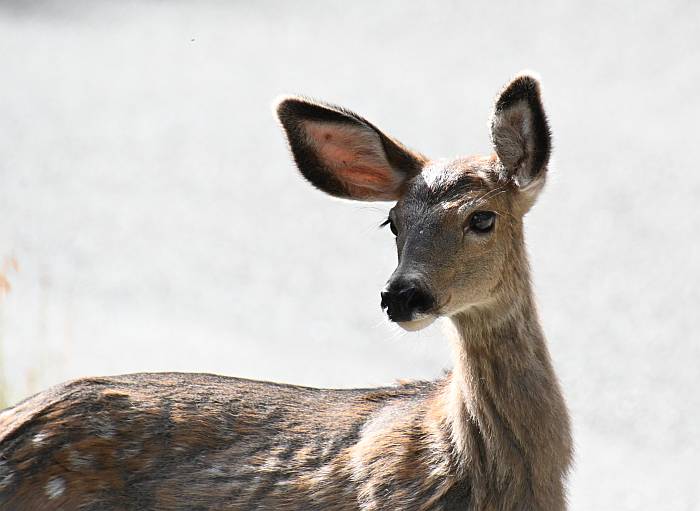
[380,277,435,322]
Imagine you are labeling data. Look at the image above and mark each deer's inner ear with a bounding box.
[276,97,425,201]
[490,74,551,190]
[302,120,403,196]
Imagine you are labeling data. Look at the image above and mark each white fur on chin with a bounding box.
[397,316,436,332]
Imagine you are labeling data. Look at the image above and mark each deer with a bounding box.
[0,73,572,510]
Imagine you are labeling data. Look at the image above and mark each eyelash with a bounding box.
[380,217,398,236]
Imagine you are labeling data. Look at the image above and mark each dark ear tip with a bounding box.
[495,72,543,111]
[273,95,362,128]
[273,95,305,122]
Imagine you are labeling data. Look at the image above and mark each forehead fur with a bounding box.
[403,156,505,208]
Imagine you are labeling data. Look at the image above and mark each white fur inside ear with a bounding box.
[302,120,404,195]
[491,99,535,185]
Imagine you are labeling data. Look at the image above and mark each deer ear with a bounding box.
[275,96,426,201]
[490,74,551,193]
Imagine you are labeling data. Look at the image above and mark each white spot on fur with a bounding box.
[205,465,228,477]
[421,159,450,189]
[314,463,333,482]
[45,476,66,499]
[262,456,279,471]
[32,431,49,446]
[475,168,491,181]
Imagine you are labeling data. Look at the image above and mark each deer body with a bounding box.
[0,75,572,510]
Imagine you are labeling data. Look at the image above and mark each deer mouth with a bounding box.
[388,293,450,331]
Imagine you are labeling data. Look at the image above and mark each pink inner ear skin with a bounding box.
[335,165,395,191]
[304,121,401,194]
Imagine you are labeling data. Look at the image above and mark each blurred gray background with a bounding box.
[1,1,698,509]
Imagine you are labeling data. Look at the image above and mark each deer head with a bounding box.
[276,74,551,331]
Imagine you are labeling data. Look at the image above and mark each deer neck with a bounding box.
[443,257,572,506]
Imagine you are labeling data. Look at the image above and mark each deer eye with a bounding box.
[468,211,496,233]
[380,217,398,236]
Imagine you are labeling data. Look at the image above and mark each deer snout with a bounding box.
[380,277,436,323]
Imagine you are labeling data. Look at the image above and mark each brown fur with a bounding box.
[0,74,572,510]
